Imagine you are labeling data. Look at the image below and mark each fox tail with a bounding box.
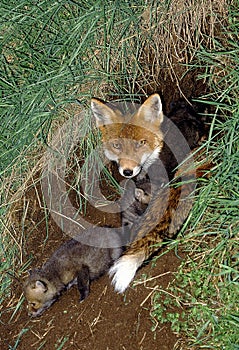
[109,252,145,293]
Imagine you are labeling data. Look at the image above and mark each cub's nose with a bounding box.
[123,169,133,177]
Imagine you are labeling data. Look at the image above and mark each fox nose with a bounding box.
[123,169,133,177]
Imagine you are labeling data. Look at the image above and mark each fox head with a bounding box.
[23,269,59,317]
[91,94,164,178]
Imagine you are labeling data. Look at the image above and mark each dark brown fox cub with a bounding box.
[121,179,152,231]
[24,231,122,317]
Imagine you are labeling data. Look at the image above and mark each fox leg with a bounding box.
[77,265,90,301]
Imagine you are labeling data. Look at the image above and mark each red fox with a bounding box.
[23,227,123,316]
[91,94,207,293]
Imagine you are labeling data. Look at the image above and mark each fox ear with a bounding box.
[137,94,164,125]
[35,280,48,293]
[91,98,119,127]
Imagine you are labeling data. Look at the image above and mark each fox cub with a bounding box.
[121,178,152,230]
[24,228,122,317]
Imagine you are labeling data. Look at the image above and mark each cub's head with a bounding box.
[134,181,152,205]
[23,269,58,317]
[91,94,164,178]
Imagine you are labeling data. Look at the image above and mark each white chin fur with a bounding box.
[119,166,141,178]
[109,255,141,293]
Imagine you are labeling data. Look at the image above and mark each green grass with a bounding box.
[8,328,29,350]
[0,0,238,349]
[1,0,148,175]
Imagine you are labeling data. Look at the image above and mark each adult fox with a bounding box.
[91,94,206,293]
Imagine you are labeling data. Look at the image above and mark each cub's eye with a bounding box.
[30,302,36,307]
[136,140,146,148]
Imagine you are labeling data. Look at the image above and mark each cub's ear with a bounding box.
[91,98,120,127]
[134,188,144,201]
[137,94,164,125]
[35,280,48,293]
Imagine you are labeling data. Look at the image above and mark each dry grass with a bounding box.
[113,0,228,100]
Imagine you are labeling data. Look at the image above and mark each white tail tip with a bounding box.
[109,255,142,293]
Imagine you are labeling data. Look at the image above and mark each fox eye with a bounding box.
[30,302,36,306]
[112,142,121,149]
[136,140,146,148]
